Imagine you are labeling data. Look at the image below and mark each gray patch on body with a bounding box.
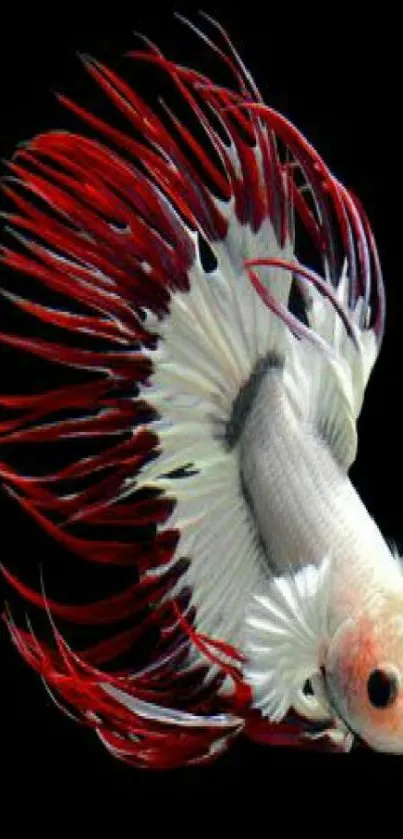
[239,470,271,564]
[236,353,287,571]
[224,352,284,450]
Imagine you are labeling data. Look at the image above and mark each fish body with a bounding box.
[0,16,401,765]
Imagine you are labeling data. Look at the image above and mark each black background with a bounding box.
[0,0,401,800]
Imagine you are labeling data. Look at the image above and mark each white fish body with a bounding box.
[1,17,402,763]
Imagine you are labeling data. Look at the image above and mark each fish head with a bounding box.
[324,592,403,752]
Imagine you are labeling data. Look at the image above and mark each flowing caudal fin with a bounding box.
[0,15,381,764]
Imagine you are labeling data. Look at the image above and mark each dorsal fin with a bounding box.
[0,17,384,765]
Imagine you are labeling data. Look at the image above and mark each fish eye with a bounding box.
[366,668,399,709]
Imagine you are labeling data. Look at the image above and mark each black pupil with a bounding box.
[367,669,398,709]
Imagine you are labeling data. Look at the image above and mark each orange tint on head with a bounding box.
[326,598,403,752]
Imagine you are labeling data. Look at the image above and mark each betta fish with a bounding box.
[0,15,400,768]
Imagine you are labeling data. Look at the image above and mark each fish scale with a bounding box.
[0,15,395,764]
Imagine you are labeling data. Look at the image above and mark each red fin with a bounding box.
[0,17,372,767]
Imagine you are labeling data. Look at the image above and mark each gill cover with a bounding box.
[0,15,385,765]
